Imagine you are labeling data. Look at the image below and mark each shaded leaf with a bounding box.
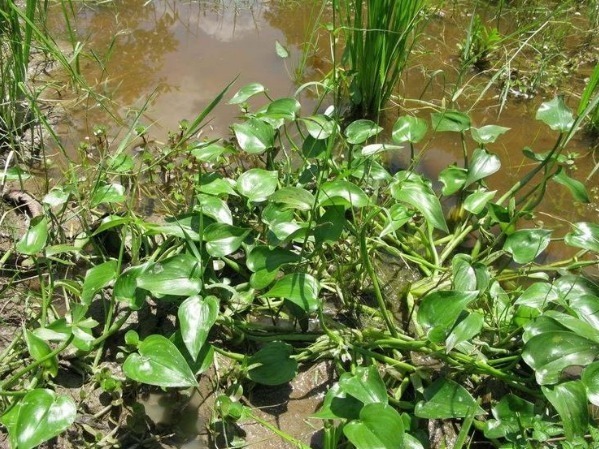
[338,365,388,405]
[392,115,428,143]
[484,394,535,439]
[302,115,338,140]
[465,148,501,186]
[312,383,363,420]
[415,378,485,418]
[90,183,125,207]
[417,290,478,343]
[390,179,448,232]
[246,246,300,272]
[344,403,405,449]
[553,167,589,203]
[446,312,483,353]
[463,189,496,214]
[263,272,320,313]
[439,165,467,196]
[247,342,297,385]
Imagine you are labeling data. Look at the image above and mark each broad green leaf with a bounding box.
[515,282,559,309]
[484,394,535,439]
[415,378,485,418]
[465,148,501,186]
[345,119,383,144]
[263,97,300,121]
[246,246,300,272]
[417,290,478,343]
[542,381,588,440]
[312,383,363,420]
[553,168,589,203]
[141,217,201,242]
[198,173,238,196]
[361,143,403,156]
[178,295,219,362]
[137,253,202,297]
[392,115,428,143]
[203,223,250,258]
[338,366,388,405]
[452,254,477,292]
[319,180,369,208]
[431,110,471,133]
[123,335,197,387]
[90,183,125,207]
[390,179,448,232]
[350,158,392,182]
[302,114,338,140]
[544,310,599,344]
[439,165,467,196]
[522,331,599,384]
[503,229,552,264]
[228,82,265,104]
[522,316,568,343]
[536,96,574,132]
[24,330,58,377]
[380,204,413,237]
[114,264,149,310]
[16,216,48,255]
[463,189,496,214]
[554,275,599,300]
[195,194,233,225]
[0,389,76,449]
[565,222,599,253]
[237,168,278,202]
[43,187,70,207]
[263,272,320,313]
[314,205,346,244]
[108,153,134,173]
[445,312,484,353]
[302,135,327,158]
[247,341,297,385]
[470,125,510,144]
[0,166,31,182]
[344,403,405,449]
[275,40,289,58]
[191,142,230,162]
[250,269,279,290]
[269,186,315,211]
[582,362,599,406]
[570,295,599,330]
[81,260,118,305]
[232,118,275,154]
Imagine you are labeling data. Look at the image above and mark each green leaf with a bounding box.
[570,295,599,330]
[542,381,588,440]
[314,205,346,244]
[338,365,388,405]
[16,216,48,255]
[108,153,134,173]
[380,204,413,237]
[361,143,403,157]
[503,229,552,264]
[439,165,467,196]
[522,331,599,385]
[137,253,202,297]
[431,110,471,133]
[81,260,118,306]
[203,223,250,258]
[470,125,510,144]
[43,187,70,207]
[463,189,496,214]
[582,362,599,406]
[191,142,231,162]
[465,148,501,186]
[484,394,535,439]
[195,194,233,225]
[515,282,559,309]
[90,183,125,207]
[312,383,363,420]
[345,119,383,144]
[415,378,485,419]
[452,254,477,292]
[0,389,76,449]
[275,40,289,58]
[247,341,297,385]
[178,295,219,362]
[445,312,483,352]
[417,290,478,343]
[24,330,58,377]
[565,222,599,253]
[124,335,197,387]
[536,96,574,132]
[0,166,31,182]
[263,97,300,121]
[319,180,369,208]
[232,118,275,154]
[198,172,238,196]
[390,179,448,232]
[344,403,405,449]
[263,272,320,313]
[302,114,338,140]
[553,167,589,203]
[237,168,278,202]
[392,115,428,143]
[269,186,315,211]
[114,264,149,310]
[246,246,300,273]
[228,82,265,104]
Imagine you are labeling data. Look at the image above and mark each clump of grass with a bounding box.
[458,13,501,71]
[334,0,424,119]
[578,62,599,136]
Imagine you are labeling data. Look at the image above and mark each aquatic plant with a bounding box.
[458,13,501,71]
[579,62,599,136]
[333,0,424,119]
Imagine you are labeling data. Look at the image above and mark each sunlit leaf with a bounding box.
[345,119,383,144]
[237,168,278,202]
[228,82,265,104]
[565,222,599,253]
[81,260,118,305]
[431,110,471,133]
[137,253,202,297]
[90,183,125,207]
[43,187,70,207]
[312,383,363,420]
[302,114,338,140]
[269,186,315,210]
[553,167,589,203]
[178,295,219,362]
[515,282,559,309]
[417,290,478,343]
[195,194,233,225]
[233,118,275,154]
[503,229,552,264]
[275,40,289,58]
[263,97,300,121]
[463,189,496,214]
[415,378,485,418]
[246,246,300,272]
[247,341,297,385]
[24,330,58,377]
[484,394,535,439]
[542,381,588,439]
[338,365,388,405]
[123,335,198,387]
[470,125,510,144]
[263,272,320,313]
[536,96,574,132]
[452,254,477,292]
[390,179,448,232]
[582,362,599,406]
[114,263,149,310]
[319,180,369,208]
[380,204,413,237]
[203,223,250,258]
[446,312,483,353]
[344,403,405,449]
[16,216,48,255]
[392,115,428,143]
[361,143,403,156]
[439,165,467,196]
[465,148,501,186]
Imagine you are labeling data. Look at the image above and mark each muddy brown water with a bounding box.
[40,0,598,445]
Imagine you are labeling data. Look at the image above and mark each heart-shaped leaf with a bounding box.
[0,389,76,449]
[338,365,388,405]
[536,96,574,132]
[228,82,265,104]
[114,263,149,310]
[431,110,471,133]
[263,97,300,121]
[123,335,198,387]
[390,179,448,232]
[542,381,588,440]
[302,114,338,140]
[90,183,125,207]
[380,204,413,237]
[137,253,202,297]
[392,115,428,143]
[553,167,589,203]
[415,378,485,418]
[263,272,320,313]
[417,290,478,343]
[465,148,500,187]
[344,403,405,449]
[439,165,467,196]
[246,246,300,272]
[178,295,219,362]
[203,223,250,258]
[565,222,599,253]
[470,125,510,144]
[16,216,48,255]
[319,180,369,208]
[452,255,477,292]
[445,312,484,352]
[81,260,118,305]
[232,118,275,154]
[515,282,559,309]
[503,229,552,264]
[361,143,403,156]
[237,168,278,202]
[247,341,297,385]
[483,394,535,439]
[269,186,315,211]
[195,194,233,224]
[312,383,364,420]
[345,119,383,144]
[24,330,58,377]
[463,189,496,214]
